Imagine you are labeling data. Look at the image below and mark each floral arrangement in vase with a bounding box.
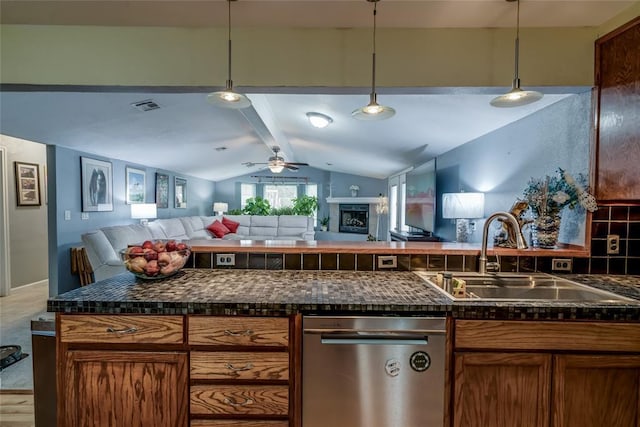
[522,168,597,248]
[349,185,360,197]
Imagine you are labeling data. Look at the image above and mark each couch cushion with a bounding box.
[147,221,168,239]
[179,216,205,237]
[153,218,189,240]
[278,215,312,237]
[81,230,119,265]
[222,216,240,233]
[249,215,278,237]
[101,224,154,254]
[207,220,231,238]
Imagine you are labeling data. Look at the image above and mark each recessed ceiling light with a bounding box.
[306,112,333,129]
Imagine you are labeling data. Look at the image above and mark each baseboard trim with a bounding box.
[0,389,33,394]
[11,279,48,291]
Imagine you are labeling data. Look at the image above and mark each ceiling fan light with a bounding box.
[306,112,333,128]
[268,164,285,173]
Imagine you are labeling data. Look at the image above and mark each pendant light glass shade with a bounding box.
[208,0,251,109]
[352,0,395,121]
[490,0,543,108]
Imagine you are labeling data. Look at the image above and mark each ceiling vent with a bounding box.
[131,99,160,112]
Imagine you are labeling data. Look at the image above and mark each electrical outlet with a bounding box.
[216,253,235,266]
[377,255,397,269]
[81,213,89,220]
[64,210,71,221]
[607,234,620,255]
[552,258,572,272]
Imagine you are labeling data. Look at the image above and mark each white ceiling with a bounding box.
[0,0,631,181]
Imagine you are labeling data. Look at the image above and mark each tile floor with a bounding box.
[0,282,49,390]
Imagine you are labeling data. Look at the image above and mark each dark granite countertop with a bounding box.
[48,270,640,321]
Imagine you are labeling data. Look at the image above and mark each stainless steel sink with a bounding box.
[418,272,635,303]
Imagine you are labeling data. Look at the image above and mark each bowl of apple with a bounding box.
[121,240,191,279]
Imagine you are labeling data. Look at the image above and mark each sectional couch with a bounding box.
[81,215,315,281]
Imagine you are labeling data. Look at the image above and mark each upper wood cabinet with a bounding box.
[594,17,640,203]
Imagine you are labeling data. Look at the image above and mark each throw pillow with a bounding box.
[222,216,240,233]
[207,220,231,238]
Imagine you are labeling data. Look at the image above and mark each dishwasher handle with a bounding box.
[319,332,429,345]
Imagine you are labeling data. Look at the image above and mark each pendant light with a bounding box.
[490,0,543,108]
[352,0,395,121]
[207,0,251,109]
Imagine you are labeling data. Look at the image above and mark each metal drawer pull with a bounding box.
[224,329,253,336]
[106,327,138,334]
[226,362,254,371]
[224,397,254,407]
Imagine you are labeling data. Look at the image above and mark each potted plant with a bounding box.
[242,196,272,216]
[320,216,329,232]
[292,195,318,217]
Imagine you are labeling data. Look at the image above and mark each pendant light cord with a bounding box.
[227,0,233,88]
[371,1,378,98]
[513,0,520,85]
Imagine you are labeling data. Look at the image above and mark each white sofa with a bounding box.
[81,215,315,281]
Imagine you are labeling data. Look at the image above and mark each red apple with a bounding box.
[153,241,166,253]
[141,240,154,250]
[143,248,158,261]
[176,243,188,251]
[165,240,177,252]
[127,246,144,258]
[144,260,159,276]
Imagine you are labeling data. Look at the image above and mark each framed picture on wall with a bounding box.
[125,167,146,204]
[175,177,187,209]
[14,161,41,206]
[155,173,169,208]
[80,157,113,212]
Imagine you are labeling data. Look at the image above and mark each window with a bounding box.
[401,180,409,231]
[240,183,256,209]
[305,183,318,223]
[264,184,297,209]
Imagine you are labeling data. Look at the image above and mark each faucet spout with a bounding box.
[479,211,527,274]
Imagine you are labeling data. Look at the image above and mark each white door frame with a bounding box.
[0,146,11,296]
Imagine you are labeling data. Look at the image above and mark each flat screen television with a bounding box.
[405,159,436,235]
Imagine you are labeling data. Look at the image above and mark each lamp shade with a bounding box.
[442,193,484,219]
[213,202,228,214]
[131,203,157,220]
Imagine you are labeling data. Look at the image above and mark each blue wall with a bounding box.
[49,146,216,294]
[435,92,592,244]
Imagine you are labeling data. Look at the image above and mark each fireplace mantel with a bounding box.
[326,197,381,204]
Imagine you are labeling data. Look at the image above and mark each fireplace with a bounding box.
[339,204,369,234]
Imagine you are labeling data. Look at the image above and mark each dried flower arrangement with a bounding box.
[522,168,598,217]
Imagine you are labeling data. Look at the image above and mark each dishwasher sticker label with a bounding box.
[410,351,431,372]
[385,359,401,377]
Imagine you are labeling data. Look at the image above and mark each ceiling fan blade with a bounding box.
[284,162,309,166]
[285,165,299,171]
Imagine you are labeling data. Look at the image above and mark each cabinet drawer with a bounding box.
[191,421,288,427]
[455,320,640,352]
[189,317,289,347]
[191,352,289,381]
[60,315,184,344]
[190,385,288,416]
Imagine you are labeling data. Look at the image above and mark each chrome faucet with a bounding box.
[479,211,528,274]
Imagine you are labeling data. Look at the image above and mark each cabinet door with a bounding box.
[63,350,188,427]
[454,352,551,427]
[553,354,640,427]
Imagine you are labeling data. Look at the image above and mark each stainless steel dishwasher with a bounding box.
[302,316,446,427]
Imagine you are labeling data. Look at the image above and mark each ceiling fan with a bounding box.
[242,146,309,173]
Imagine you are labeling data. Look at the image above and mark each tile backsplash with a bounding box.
[192,205,640,276]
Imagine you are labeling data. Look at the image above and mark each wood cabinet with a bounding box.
[553,354,640,427]
[58,315,188,427]
[188,316,295,427]
[453,320,640,427]
[453,353,550,427]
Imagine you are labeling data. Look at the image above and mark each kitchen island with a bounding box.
[49,270,640,427]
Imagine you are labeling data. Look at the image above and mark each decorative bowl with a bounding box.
[121,240,191,280]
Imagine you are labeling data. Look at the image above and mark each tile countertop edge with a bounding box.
[47,270,640,321]
[187,240,590,257]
